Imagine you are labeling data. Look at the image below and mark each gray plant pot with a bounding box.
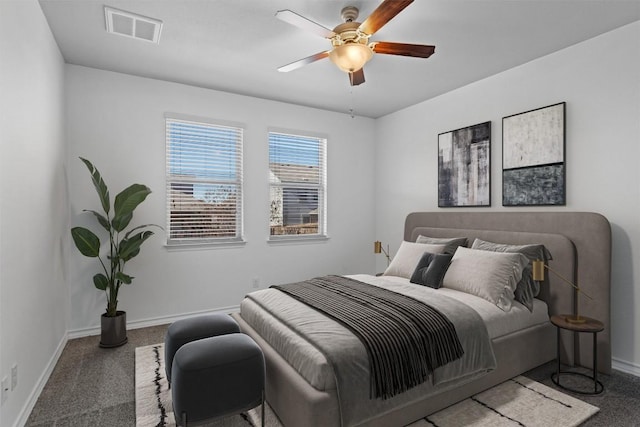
[100,311,128,348]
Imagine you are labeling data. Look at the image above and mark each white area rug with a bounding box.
[136,344,599,427]
[410,375,599,427]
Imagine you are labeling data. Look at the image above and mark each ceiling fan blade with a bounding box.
[372,41,435,58]
[349,68,365,86]
[276,10,336,39]
[278,51,330,73]
[359,0,414,35]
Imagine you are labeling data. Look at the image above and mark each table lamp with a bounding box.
[532,259,593,324]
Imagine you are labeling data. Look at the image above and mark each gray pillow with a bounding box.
[410,252,454,288]
[471,238,553,312]
[415,235,468,254]
[443,247,530,311]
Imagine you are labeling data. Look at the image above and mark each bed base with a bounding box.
[233,313,554,427]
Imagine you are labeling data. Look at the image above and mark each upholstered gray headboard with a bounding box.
[404,211,611,373]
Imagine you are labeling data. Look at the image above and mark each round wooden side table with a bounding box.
[550,314,604,395]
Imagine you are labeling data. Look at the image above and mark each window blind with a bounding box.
[166,117,243,244]
[269,131,326,237]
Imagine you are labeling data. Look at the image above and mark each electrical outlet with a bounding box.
[1,376,8,405]
[252,277,260,288]
[11,364,17,390]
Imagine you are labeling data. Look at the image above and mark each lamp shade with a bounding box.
[329,43,373,73]
[532,259,545,281]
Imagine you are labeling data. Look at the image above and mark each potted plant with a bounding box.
[71,157,159,347]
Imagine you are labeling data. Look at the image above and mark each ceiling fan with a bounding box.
[276,0,435,86]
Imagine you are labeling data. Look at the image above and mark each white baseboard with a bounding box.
[13,332,68,427]
[612,357,640,377]
[67,305,241,339]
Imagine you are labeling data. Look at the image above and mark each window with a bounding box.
[166,116,243,245]
[269,131,327,239]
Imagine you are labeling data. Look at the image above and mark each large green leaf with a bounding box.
[119,230,154,262]
[111,213,133,232]
[71,227,100,257]
[115,272,133,284]
[124,223,163,239]
[80,157,110,215]
[113,184,151,225]
[93,273,109,290]
[84,210,110,232]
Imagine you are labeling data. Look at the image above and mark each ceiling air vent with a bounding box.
[104,6,163,44]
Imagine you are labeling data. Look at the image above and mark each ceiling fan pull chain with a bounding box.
[349,87,355,119]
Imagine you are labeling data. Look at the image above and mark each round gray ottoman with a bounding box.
[171,333,265,426]
[164,313,240,383]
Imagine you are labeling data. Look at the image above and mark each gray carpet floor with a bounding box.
[25,324,640,426]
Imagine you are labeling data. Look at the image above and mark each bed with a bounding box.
[232,211,611,427]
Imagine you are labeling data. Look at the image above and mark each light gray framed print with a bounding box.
[502,102,566,206]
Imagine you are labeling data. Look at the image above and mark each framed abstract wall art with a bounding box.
[502,102,566,206]
[438,121,491,207]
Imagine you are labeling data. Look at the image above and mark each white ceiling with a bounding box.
[39,0,640,118]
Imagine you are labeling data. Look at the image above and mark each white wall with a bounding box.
[2,5,636,425]
[374,22,640,373]
[0,1,69,426]
[65,65,376,333]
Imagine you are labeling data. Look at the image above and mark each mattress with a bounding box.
[240,274,549,393]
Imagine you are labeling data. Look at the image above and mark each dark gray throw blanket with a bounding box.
[272,275,464,399]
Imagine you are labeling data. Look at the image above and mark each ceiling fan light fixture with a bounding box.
[329,43,373,73]
[276,1,434,83]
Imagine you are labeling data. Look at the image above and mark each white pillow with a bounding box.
[442,247,529,311]
[383,241,446,279]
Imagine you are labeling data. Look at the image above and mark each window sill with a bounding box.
[164,239,247,251]
[267,235,330,245]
